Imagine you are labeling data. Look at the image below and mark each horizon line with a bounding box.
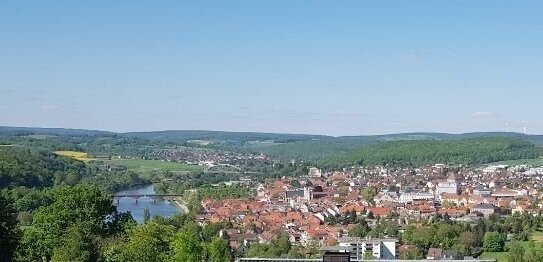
[0,125,539,138]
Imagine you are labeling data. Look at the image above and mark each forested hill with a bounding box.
[0,126,113,137]
[122,130,329,144]
[0,146,88,188]
[320,137,543,168]
[2,126,543,146]
[246,132,543,162]
[2,126,543,168]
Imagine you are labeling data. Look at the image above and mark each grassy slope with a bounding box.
[106,159,203,173]
[481,232,543,262]
[54,150,203,173]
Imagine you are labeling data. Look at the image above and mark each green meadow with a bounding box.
[106,158,203,173]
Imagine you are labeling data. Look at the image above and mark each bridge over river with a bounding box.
[112,194,184,204]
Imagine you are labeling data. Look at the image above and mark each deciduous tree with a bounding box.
[207,237,232,262]
[483,232,504,252]
[170,230,203,262]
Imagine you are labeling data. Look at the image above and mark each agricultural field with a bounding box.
[106,158,203,173]
[244,140,283,149]
[54,150,96,162]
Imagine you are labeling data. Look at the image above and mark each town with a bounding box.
[197,163,543,261]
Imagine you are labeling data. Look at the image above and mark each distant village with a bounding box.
[196,163,543,260]
[145,148,272,167]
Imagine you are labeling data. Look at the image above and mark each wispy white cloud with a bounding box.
[331,110,365,117]
[166,95,184,100]
[39,105,59,111]
[471,111,494,118]
[400,52,416,62]
[0,88,14,95]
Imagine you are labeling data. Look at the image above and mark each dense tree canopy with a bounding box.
[324,137,542,168]
[16,185,134,262]
[483,232,505,252]
[0,147,87,188]
[0,193,19,262]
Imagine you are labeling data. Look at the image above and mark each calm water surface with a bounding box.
[114,184,180,223]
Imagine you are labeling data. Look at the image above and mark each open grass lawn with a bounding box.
[481,232,543,262]
[54,150,96,162]
[530,231,543,242]
[106,158,203,173]
[480,251,509,262]
[54,151,202,173]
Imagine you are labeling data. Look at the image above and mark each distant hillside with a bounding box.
[0,126,113,137]
[2,126,543,167]
[123,130,329,144]
[320,137,543,168]
[249,132,543,162]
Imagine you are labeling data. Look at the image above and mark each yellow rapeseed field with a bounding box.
[54,151,96,162]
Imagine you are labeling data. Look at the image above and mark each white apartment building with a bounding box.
[308,167,322,177]
[338,237,398,260]
[436,177,458,196]
[398,192,435,203]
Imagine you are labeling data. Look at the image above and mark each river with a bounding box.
[114,184,181,223]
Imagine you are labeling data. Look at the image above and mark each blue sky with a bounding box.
[1,1,542,136]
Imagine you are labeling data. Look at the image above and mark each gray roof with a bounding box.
[473,203,498,210]
[286,189,305,199]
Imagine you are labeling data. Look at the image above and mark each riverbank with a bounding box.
[171,197,190,213]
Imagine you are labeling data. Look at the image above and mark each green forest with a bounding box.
[1,184,235,262]
[239,132,543,162]
[322,137,543,168]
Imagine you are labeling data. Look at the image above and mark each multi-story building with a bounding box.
[436,177,458,196]
[472,203,500,218]
[309,167,323,177]
[338,237,398,260]
[236,252,350,262]
[398,192,434,203]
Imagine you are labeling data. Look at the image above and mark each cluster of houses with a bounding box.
[143,148,271,167]
[196,163,543,260]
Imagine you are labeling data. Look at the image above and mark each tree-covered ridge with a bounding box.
[243,133,543,163]
[0,147,88,189]
[323,137,542,168]
[0,135,181,158]
[123,130,328,144]
[0,146,150,215]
